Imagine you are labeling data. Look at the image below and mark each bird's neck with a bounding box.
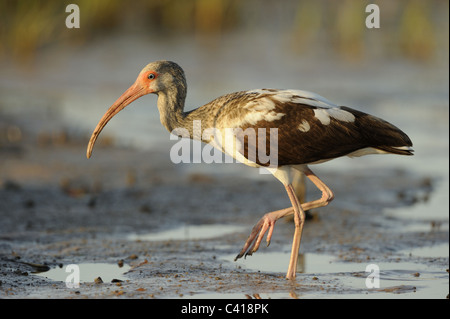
[157,88,201,140]
[157,90,184,131]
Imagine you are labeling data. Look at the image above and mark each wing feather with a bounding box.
[203,89,413,166]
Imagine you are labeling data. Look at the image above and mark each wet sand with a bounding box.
[0,108,448,299]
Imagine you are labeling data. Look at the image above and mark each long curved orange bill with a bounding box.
[86,81,146,158]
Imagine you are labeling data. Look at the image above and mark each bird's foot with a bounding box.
[234,213,277,261]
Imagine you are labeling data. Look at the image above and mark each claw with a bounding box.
[234,213,277,261]
[234,251,245,261]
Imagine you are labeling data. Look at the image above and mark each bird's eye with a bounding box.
[148,73,155,80]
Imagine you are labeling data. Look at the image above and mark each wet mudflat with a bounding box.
[0,112,448,299]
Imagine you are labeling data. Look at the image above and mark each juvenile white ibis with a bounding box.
[87,60,413,280]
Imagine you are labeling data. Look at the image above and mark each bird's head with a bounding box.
[140,60,186,94]
[86,60,186,158]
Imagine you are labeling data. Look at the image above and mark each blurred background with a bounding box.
[0,0,448,63]
[0,0,448,182]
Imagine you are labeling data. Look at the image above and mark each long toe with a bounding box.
[235,213,278,261]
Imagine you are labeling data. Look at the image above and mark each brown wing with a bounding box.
[204,89,412,167]
[237,102,369,166]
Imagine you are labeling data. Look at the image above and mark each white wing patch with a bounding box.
[243,89,354,127]
[238,95,285,126]
[313,108,355,125]
[247,89,337,108]
[298,120,310,132]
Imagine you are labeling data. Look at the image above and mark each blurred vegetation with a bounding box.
[0,0,448,63]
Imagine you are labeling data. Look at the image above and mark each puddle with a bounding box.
[398,222,449,233]
[226,250,448,275]
[128,224,246,241]
[34,263,131,284]
[384,177,449,223]
[220,251,449,298]
[224,251,356,274]
[400,243,450,258]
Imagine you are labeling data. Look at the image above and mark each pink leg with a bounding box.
[235,167,334,278]
[285,183,304,279]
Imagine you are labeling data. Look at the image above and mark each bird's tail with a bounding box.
[340,106,414,157]
[375,145,414,156]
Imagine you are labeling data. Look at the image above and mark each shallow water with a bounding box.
[34,263,131,284]
[175,251,448,299]
[126,222,448,299]
[400,243,449,259]
[223,251,448,299]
